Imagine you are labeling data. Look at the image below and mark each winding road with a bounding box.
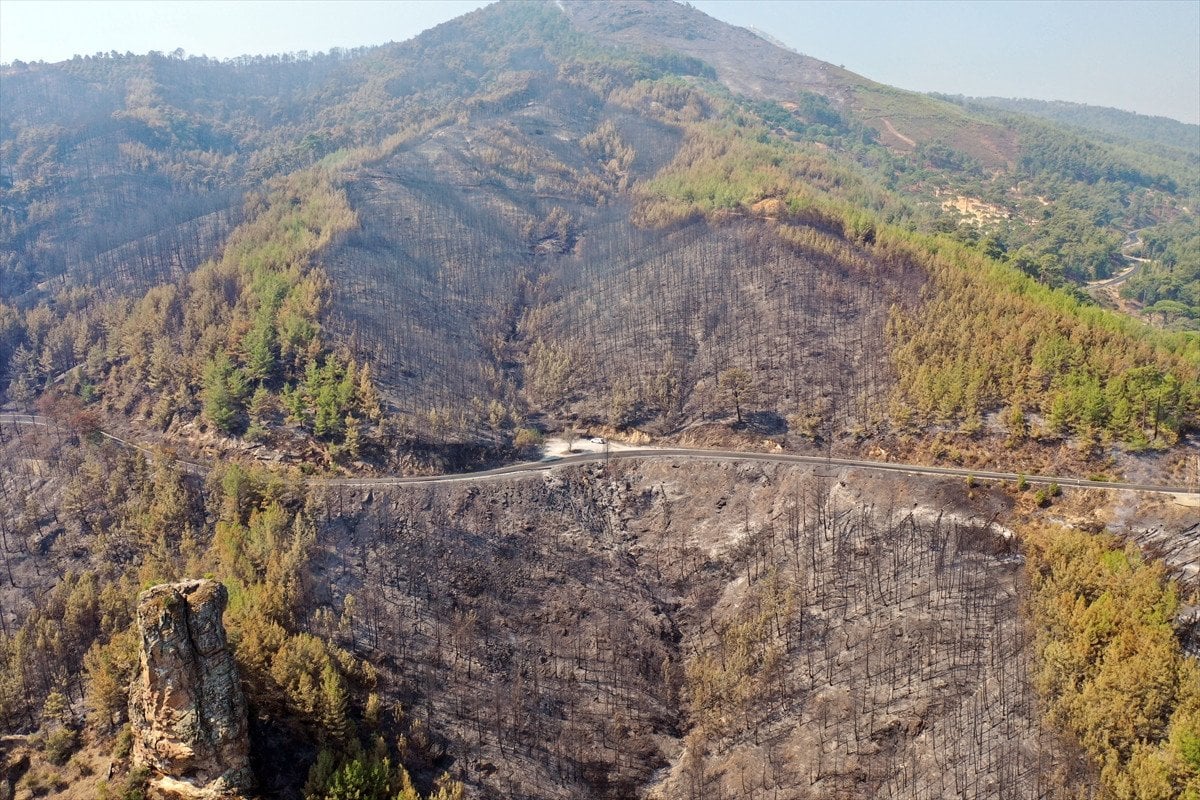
[1088,229,1151,290]
[2,412,1195,496]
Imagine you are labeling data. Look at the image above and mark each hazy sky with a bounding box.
[2,0,1197,124]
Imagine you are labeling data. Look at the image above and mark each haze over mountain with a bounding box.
[0,2,1197,799]
[5,0,1198,125]
[960,97,1200,153]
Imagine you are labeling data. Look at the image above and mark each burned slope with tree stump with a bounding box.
[308,461,1075,799]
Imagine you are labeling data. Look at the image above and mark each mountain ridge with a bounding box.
[1,0,1197,468]
[959,95,1200,151]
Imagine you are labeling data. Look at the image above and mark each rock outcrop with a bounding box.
[129,579,252,800]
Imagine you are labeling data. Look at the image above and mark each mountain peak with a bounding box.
[559,0,860,102]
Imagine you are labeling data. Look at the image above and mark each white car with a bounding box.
[589,437,606,444]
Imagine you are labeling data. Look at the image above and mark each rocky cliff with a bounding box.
[129,579,252,800]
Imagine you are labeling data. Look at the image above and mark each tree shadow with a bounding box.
[737,410,788,435]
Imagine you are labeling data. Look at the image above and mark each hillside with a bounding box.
[0,415,1196,799]
[1,1,1199,798]
[3,0,1197,472]
[561,0,1020,166]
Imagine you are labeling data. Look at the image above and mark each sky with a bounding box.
[1,0,1197,124]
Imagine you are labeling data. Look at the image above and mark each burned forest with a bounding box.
[1,0,1198,798]
[311,463,1055,799]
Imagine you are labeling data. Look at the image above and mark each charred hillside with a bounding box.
[321,73,685,417]
[1,4,1199,797]
[0,414,1110,799]
[322,89,922,437]
[310,462,1060,800]
[2,0,1196,471]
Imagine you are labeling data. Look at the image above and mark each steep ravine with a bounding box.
[307,460,1069,799]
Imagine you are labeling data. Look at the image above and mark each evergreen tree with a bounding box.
[719,368,755,424]
[243,310,278,384]
[202,352,247,434]
[324,757,392,800]
[319,663,352,748]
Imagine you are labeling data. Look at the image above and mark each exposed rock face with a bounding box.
[129,579,252,799]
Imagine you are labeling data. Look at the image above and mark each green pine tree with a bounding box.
[202,352,247,434]
[319,663,352,748]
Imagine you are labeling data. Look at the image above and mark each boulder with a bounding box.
[129,579,252,799]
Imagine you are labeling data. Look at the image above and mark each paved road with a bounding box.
[319,448,1197,495]
[3,412,1194,496]
[1088,230,1151,290]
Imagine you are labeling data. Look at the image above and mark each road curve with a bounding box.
[3,413,1194,496]
[1088,229,1151,290]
